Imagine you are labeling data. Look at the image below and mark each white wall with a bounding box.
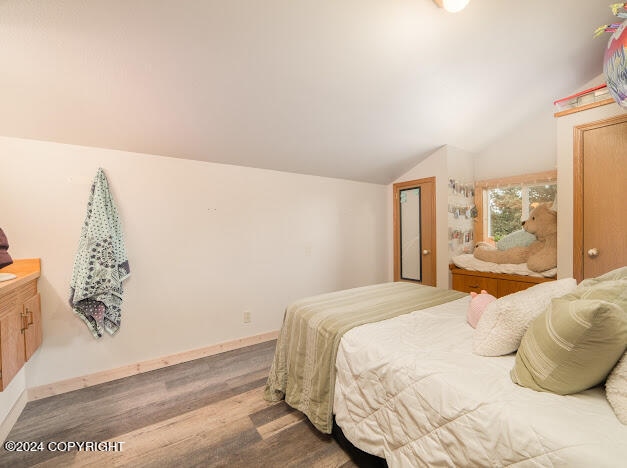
[555,103,625,278]
[389,97,626,287]
[473,105,557,180]
[447,147,475,183]
[0,368,25,437]
[390,146,449,288]
[390,146,477,287]
[0,136,388,415]
[473,76,625,279]
[447,148,475,257]
[472,75,611,183]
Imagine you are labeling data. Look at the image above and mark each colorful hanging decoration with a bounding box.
[594,22,624,37]
[597,3,627,108]
[594,2,627,36]
[611,2,627,16]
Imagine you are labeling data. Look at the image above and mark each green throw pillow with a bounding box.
[496,229,537,251]
[511,293,627,395]
[578,266,627,288]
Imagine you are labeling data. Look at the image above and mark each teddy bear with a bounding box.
[467,290,496,328]
[473,202,557,272]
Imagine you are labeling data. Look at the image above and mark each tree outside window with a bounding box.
[487,183,556,242]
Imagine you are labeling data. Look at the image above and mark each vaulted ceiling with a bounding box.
[0,1,615,183]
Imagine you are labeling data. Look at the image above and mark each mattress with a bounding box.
[452,253,557,277]
[333,297,627,467]
[264,282,464,433]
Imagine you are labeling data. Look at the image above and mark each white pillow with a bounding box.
[473,278,577,356]
[606,351,627,425]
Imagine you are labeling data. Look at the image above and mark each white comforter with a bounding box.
[334,297,627,467]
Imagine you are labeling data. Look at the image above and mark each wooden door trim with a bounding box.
[393,177,436,284]
[573,113,627,282]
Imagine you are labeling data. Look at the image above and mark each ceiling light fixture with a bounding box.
[433,0,470,13]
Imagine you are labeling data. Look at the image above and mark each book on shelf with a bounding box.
[553,84,610,112]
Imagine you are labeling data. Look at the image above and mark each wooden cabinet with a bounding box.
[23,292,42,361]
[449,265,554,298]
[0,259,41,390]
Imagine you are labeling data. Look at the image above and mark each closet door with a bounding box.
[574,114,627,281]
[393,177,436,286]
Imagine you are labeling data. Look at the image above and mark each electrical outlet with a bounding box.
[243,310,252,323]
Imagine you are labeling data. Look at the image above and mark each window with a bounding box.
[475,171,557,244]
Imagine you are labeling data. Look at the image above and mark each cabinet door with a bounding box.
[24,293,42,361]
[0,310,26,390]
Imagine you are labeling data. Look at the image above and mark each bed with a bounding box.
[265,280,627,467]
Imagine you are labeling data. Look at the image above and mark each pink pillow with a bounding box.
[467,290,496,328]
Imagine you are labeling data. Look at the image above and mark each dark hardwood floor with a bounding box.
[2,341,358,467]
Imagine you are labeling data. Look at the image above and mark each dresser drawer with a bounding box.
[497,280,540,297]
[452,274,498,296]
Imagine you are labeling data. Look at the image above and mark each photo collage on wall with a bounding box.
[448,178,476,258]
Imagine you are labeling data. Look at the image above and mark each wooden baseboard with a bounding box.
[28,330,279,401]
[0,389,28,444]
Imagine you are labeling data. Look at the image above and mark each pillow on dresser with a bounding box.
[473,278,577,356]
[607,351,627,425]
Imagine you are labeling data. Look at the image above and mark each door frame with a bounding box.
[393,177,436,285]
[573,113,627,283]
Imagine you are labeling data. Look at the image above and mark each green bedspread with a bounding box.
[264,282,465,433]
